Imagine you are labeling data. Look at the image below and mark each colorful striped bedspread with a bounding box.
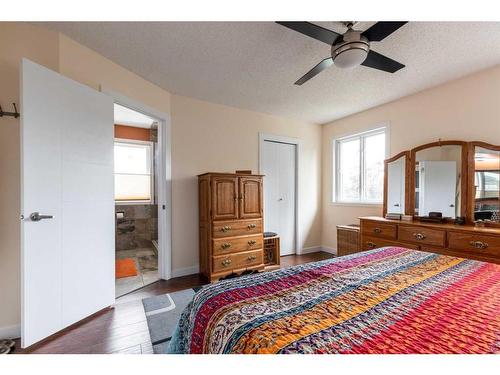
[168,247,500,354]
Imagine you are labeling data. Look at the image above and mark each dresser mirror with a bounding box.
[470,143,500,225]
[383,151,409,215]
[384,140,472,220]
[412,143,465,218]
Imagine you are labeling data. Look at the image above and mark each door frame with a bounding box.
[102,88,172,281]
[258,133,300,255]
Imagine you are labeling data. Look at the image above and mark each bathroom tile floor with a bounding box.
[116,248,159,297]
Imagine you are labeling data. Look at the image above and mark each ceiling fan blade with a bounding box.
[361,21,408,42]
[361,50,405,73]
[276,22,341,46]
[294,57,333,85]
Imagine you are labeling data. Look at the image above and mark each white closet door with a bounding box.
[262,140,296,256]
[21,59,115,347]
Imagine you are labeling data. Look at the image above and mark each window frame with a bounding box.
[333,126,389,205]
[114,137,155,205]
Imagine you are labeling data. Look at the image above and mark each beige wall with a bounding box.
[321,65,500,250]
[0,23,60,335]
[170,95,322,273]
[0,23,322,334]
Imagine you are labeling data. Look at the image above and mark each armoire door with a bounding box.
[211,176,239,220]
[239,177,263,219]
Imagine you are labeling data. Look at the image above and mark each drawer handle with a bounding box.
[469,240,488,249]
[413,233,426,241]
[248,240,257,246]
[366,241,377,249]
[247,255,257,261]
[220,226,232,232]
[373,228,382,234]
[221,258,232,267]
[221,243,231,250]
[247,223,257,229]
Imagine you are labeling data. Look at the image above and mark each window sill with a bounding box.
[330,201,383,208]
[115,201,154,206]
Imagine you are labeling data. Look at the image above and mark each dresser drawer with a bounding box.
[212,219,262,238]
[212,234,263,256]
[398,225,446,247]
[448,232,500,258]
[362,221,397,239]
[361,236,413,251]
[213,249,263,273]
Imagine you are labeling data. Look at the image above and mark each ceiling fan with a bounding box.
[276,21,408,85]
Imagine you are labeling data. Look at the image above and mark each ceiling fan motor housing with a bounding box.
[331,30,370,69]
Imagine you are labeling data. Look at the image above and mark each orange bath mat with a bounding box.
[116,258,138,279]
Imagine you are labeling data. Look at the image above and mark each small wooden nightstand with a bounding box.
[263,235,280,271]
[336,224,360,256]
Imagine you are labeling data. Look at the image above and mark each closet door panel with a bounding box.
[277,142,296,255]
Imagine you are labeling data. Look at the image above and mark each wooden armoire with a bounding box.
[198,172,265,282]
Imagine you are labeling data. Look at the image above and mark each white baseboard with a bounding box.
[320,246,337,255]
[171,264,200,278]
[299,246,323,254]
[299,246,337,255]
[0,324,20,339]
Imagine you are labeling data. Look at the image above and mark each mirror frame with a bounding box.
[466,141,500,227]
[409,140,468,219]
[383,151,411,216]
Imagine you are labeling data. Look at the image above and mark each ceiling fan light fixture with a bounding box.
[332,42,369,69]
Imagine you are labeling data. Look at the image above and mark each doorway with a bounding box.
[113,104,162,297]
[20,59,172,347]
[259,134,298,256]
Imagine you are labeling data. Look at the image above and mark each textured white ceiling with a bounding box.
[41,22,500,124]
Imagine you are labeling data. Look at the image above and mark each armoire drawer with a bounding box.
[448,232,500,257]
[212,249,263,273]
[398,225,446,247]
[361,221,397,239]
[212,234,263,256]
[212,219,262,238]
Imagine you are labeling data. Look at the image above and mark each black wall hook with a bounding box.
[0,103,20,118]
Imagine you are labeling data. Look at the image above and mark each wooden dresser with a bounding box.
[198,173,265,282]
[360,216,500,264]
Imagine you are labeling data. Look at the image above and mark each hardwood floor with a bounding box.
[14,251,334,354]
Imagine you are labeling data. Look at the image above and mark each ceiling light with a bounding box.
[333,42,369,69]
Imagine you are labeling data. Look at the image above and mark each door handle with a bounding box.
[29,212,54,222]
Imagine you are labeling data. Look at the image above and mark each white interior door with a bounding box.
[419,161,457,217]
[261,140,296,256]
[21,59,115,347]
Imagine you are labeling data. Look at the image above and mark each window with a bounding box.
[334,127,387,203]
[114,140,153,203]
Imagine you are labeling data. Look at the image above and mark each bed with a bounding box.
[168,247,500,354]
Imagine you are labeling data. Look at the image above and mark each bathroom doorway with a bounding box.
[112,102,169,297]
